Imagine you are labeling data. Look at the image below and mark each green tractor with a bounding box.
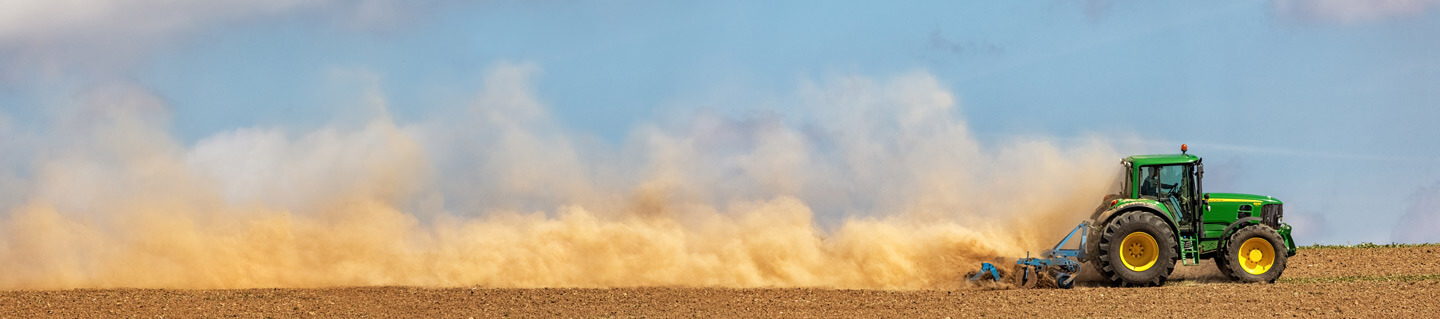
[1084,144,1296,286]
[970,144,1296,287]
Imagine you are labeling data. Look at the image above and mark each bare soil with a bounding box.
[3,246,1437,318]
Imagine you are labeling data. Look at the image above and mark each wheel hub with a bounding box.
[1237,237,1275,275]
[1118,231,1159,272]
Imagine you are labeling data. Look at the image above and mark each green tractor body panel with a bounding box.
[1090,152,1296,263]
[1202,193,1294,256]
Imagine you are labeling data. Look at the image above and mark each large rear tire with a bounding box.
[1096,211,1179,287]
[1223,224,1287,283]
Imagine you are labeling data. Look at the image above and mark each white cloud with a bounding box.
[0,0,312,42]
[1285,209,1331,244]
[0,0,456,80]
[1393,182,1440,243]
[1273,0,1440,23]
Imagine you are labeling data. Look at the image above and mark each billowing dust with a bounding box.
[0,65,1125,290]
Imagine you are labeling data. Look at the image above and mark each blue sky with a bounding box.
[3,0,1440,245]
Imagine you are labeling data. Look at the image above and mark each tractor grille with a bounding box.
[1261,204,1283,228]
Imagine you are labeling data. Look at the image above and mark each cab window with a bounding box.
[1140,164,1194,222]
[1139,165,1187,198]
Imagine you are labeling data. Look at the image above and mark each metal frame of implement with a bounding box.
[969,221,1089,289]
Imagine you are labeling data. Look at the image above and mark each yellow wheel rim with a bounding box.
[1238,237,1275,275]
[1119,231,1159,272]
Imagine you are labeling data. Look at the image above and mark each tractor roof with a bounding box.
[1124,153,1200,166]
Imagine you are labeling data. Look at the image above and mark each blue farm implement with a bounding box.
[969,221,1088,289]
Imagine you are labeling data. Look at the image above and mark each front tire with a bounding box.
[1214,242,1237,280]
[1223,224,1287,283]
[1096,211,1179,287]
[1214,250,1236,280]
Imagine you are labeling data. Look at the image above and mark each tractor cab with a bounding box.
[1122,148,1204,234]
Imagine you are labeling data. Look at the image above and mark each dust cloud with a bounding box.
[0,64,1123,290]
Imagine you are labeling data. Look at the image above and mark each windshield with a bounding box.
[1138,164,1196,223]
[1139,165,1189,199]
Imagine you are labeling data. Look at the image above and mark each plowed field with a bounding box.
[3,246,1437,318]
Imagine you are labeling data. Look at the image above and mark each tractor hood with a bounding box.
[1206,192,1282,205]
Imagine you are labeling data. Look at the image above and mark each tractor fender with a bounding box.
[1218,217,1264,249]
[1223,219,1296,257]
[1084,202,1180,263]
